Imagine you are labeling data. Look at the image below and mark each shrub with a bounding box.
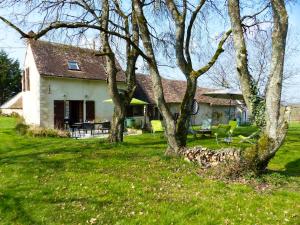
[14,117,70,138]
[15,117,29,135]
[10,112,21,118]
[26,126,70,138]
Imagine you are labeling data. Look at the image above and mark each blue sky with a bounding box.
[0,2,299,103]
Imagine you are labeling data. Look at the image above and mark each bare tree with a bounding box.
[227,0,290,172]
[131,0,232,154]
[183,0,291,175]
[163,0,232,149]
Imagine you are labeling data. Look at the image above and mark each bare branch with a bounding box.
[193,29,232,78]
[0,16,150,61]
[185,0,206,66]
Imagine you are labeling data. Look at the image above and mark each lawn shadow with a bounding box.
[0,187,112,224]
[268,158,300,178]
[281,158,300,177]
[0,193,42,225]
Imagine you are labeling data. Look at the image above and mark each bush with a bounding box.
[14,117,70,138]
[15,117,28,135]
[26,126,70,138]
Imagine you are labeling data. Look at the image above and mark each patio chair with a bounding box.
[202,118,212,130]
[195,118,212,137]
[214,124,231,145]
[228,120,238,140]
[238,130,261,144]
[150,120,164,133]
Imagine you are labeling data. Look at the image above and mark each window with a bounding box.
[22,70,25,92]
[23,68,30,91]
[68,60,80,70]
[126,105,144,117]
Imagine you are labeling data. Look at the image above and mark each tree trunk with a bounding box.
[100,0,125,143]
[176,76,197,146]
[109,105,126,142]
[255,0,289,171]
[226,0,290,173]
[228,0,256,118]
[133,0,181,154]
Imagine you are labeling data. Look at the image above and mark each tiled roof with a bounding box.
[135,74,235,106]
[29,40,125,81]
[27,40,237,106]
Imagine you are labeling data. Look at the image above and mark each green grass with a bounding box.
[0,116,299,224]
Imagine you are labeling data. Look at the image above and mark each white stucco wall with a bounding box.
[40,76,125,128]
[164,102,237,126]
[165,102,213,126]
[22,45,41,126]
[211,105,234,125]
[0,109,23,116]
[192,103,212,125]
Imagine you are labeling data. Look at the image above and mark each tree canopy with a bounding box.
[0,50,21,105]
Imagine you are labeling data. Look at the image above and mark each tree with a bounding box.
[130,0,233,154]
[164,0,232,149]
[173,0,290,175]
[226,0,289,173]
[0,50,21,105]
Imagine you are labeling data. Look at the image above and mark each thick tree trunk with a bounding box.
[100,0,125,143]
[228,0,256,118]
[166,0,230,148]
[109,105,126,142]
[176,76,197,146]
[225,0,290,173]
[100,0,139,143]
[265,0,288,139]
[255,0,289,171]
[133,0,181,154]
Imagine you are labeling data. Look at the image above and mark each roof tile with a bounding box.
[29,40,125,81]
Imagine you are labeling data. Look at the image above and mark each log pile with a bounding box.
[182,147,241,168]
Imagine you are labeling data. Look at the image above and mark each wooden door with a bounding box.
[86,101,95,121]
[69,101,84,124]
[54,100,65,129]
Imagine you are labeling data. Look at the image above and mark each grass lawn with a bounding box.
[0,116,299,224]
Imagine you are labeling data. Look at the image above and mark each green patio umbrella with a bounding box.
[103,98,148,105]
[104,97,148,129]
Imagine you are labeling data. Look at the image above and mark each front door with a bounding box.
[69,101,83,124]
[54,100,65,129]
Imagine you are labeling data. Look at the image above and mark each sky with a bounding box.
[0,1,299,104]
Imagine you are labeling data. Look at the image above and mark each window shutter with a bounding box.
[22,70,25,92]
[86,101,95,121]
[26,68,30,91]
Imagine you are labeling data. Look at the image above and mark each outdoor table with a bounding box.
[94,121,111,134]
[83,122,95,135]
[69,123,83,138]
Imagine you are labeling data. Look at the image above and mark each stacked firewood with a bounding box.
[182,147,241,168]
